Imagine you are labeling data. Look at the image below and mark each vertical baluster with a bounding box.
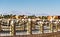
[0,22,1,31]
[27,18,32,34]
[56,22,58,32]
[50,23,53,33]
[39,21,43,34]
[10,19,16,36]
[0,19,2,31]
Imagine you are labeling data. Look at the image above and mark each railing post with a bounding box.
[49,23,51,33]
[39,22,43,34]
[27,18,32,34]
[10,19,16,36]
[50,23,53,33]
[56,24,58,32]
[0,23,1,31]
[0,19,2,31]
[58,19,60,31]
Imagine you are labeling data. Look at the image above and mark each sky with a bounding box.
[0,0,60,16]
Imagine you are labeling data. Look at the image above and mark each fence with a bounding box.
[0,19,60,37]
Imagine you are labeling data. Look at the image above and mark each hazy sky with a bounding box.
[0,0,60,16]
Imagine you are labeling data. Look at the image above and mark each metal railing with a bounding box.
[0,19,60,36]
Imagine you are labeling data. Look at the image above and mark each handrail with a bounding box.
[0,19,60,36]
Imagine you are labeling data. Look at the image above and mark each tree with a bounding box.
[42,16,47,19]
[28,15,36,19]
